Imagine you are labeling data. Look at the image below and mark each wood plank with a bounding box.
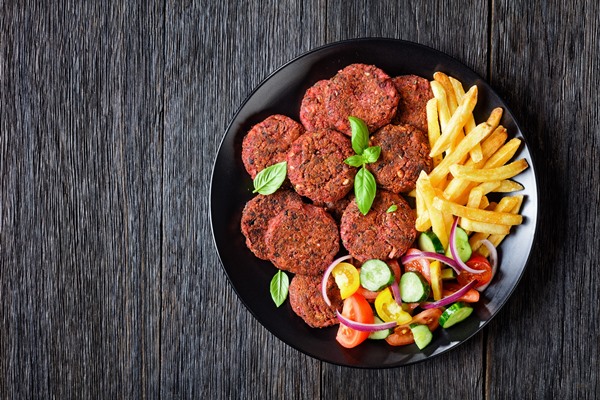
[161,1,325,398]
[0,1,164,397]
[487,0,600,398]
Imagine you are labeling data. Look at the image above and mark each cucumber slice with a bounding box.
[418,231,445,254]
[441,268,457,280]
[368,316,392,340]
[410,324,433,350]
[400,271,430,303]
[360,259,394,292]
[446,226,472,262]
[439,302,474,328]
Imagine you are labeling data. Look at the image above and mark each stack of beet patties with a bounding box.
[240,64,434,328]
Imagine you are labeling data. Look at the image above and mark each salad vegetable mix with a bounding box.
[323,216,497,349]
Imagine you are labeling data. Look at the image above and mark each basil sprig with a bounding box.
[344,116,381,215]
[253,161,287,195]
[270,270,289,307]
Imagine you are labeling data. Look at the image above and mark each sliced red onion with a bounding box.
[321,254,353,306]
[477,240,499,291]
[449,218,484,274]
[421,280,477,309]
[390,280,402,306]
[401,251,461,274]
[336,311,397,332]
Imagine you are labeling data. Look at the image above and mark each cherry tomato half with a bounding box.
[336,293,374,348]
[331,262,360,299]
[385,308,442,347]
[403,248,431,283]
[374,288,412,324]
[457,254,493,289]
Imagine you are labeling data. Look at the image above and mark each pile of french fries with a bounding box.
[413,72,527,257]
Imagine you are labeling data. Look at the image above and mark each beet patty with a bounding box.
[299,79,339,132]
[328,64,399,135]
[265,203,339,275]
[242,114,305,179]
[287,129,356,203]
[392,75,433,133]
[240,190,304,260]
[367,123,433,193]
[340,190,416,262]
[289,274,342,328]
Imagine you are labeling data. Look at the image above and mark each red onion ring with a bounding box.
[449,218,484,274]
[477,240,499,291]
[336,311,397,332]
[421,280,478,309]
[390,280,402,306]
[321,255,352,306]
[401,250,461,273]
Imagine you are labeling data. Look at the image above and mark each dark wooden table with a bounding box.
[1,1,598,398]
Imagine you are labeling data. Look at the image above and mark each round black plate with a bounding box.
[210,38,538,368]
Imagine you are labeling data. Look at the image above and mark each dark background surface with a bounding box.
[1,0,598,398]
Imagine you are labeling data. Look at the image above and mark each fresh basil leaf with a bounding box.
[253,161,287,195]
[354,166,377,215]
[344,154,366,167]
[270,270,289,307]
[362,146,381,164]
[348,116,369,155]
[386,204,398,213]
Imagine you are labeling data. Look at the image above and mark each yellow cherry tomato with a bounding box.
[331,262,360,299]
[375,288,412,325]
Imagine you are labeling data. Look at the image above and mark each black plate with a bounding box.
[210,38,538,368]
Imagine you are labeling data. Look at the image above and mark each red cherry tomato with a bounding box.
[336,293,374,348]
[385,308,442,347]
[403,248,431,283]
[457,254,493,289]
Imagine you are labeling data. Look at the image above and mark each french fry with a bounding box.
[426,98,443,167]
[443,126,508,203]
[449,77,477,133]
[434,72,459,113]
[479,195,490,209]
[460,218,511,235]
[432,196,523,225]
[474,196,524,256]
[469,196,522,250]
[417,172,449,248]
[448,76,481,161]
[449,158,529,182]
[495,180,524,192]
[428,120,494,187]
[429,85,478,158]
[415,184,432,231]
[483,137,521,168]
[430,81,451,131]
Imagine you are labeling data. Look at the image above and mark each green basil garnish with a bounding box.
[253,161,287,195]
[344,154,366,167]
[270,270,289,307]
[386,204,398,213]
[348,116,369,155]
[354,167,377,215]
[362,146,381,164]
[347,117,381,215]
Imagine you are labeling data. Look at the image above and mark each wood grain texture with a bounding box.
[1,0,598,399]
[487,0,600,398]
[1,1,164,398]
